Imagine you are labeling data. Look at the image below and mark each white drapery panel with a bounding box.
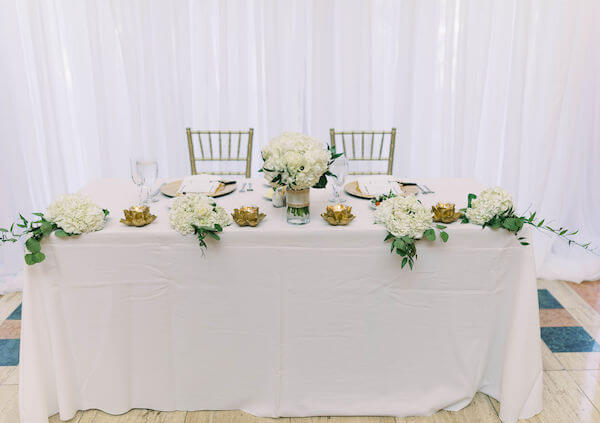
[1,0,599,288]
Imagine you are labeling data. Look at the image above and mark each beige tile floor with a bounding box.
[2,279,600,423]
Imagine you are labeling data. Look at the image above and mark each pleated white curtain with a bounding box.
[1,0,599,289]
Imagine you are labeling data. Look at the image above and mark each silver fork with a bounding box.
[239,182,247,192]
[246,182,254,192]
[423,184,435,194]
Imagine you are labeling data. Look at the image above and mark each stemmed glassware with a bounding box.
[327,153,349,203]
[130,157,158,206]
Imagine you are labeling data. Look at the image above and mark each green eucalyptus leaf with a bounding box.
[423,229,436,241]
[440,231,449,243]
[40,221,53,236]
[25,237,41,253]
[32,252,45,263]
[207,231,220,240]
[54,229,70,238]
[24,254,36,265]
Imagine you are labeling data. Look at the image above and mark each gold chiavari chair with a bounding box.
[329,128,397,175]
[186,128,254,178]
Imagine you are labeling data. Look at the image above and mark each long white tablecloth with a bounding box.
[20,177,542,423]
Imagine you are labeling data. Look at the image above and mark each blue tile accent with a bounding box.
[0,339,19,366]
[6,304,21,320]
[538,289,563,309]
[541,326,600,353]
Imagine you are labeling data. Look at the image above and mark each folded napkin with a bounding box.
[177,175,219,195]
[358,179,399,196]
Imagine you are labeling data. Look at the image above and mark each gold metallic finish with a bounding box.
[329,128,397,175]
[432,202,463,223]
[120,206,157,227]
[232,206,266,227]
[321,204,355,226]
[186,128,254,177]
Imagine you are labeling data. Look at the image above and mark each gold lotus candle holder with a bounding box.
[120,205,157,227]
[432,202,463,223]
[232,205,266,227]
[321,204,355,226]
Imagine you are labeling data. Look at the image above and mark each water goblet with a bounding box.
[328,154,349,203]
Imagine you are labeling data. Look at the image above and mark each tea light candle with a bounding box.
[232,205,265,227]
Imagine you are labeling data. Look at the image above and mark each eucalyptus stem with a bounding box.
[288,206,309,217]
[524,216,596,253]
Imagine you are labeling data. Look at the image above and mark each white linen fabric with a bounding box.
[1,1,599,288]
[20,178,542,423]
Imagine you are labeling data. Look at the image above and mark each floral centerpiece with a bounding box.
[0,194,109,265]
[374,195,449,269]
[260,132,341,224]
[461,187,594,251]
[169,193,232,250]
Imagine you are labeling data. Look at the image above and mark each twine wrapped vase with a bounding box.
[286,188,310,224]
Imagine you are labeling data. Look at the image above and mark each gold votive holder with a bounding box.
[321,204,355,226]
[431,202,462,223]
[232,205,266,227]
[120,205,157,227]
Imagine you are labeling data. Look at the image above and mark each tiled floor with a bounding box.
[3,280,600,422]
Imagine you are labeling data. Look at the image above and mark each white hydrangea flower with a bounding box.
[465,187,514,225]
[45,194,107,234]
[374,195,433,239]
[169,194,232,235]
[261,132,331,190]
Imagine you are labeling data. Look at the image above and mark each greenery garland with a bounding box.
[385,224,449,270]
[460,192,594,252]
[0,210,109,265]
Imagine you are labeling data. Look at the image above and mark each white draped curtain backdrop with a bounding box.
[0,0,599,290]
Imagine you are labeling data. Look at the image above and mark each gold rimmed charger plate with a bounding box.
[161,180,237,198]
[343,181,418,199]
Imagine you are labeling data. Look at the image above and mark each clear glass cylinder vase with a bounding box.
[286,188,310,225]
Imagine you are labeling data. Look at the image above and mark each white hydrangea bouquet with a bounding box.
[461,187,594,251]
[169,193,232,250]
[374,196,449,269]
[260,132,339,190]
[260,132,341,223]
[0,194,109,265]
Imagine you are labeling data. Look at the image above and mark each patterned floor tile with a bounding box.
[0,321,20,340]
[538,289,563,309]
[539,308,579,327]
[0,340,19,366]
[569,280,600,314]
[6,304,21,321]
[541,326,600,353]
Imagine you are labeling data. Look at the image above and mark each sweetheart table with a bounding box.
[19,177,542,423]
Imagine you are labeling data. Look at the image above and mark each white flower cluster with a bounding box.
[169,194,232,235]
[465,187,514,225]
[45,194,107,234]
[261,132,331,190]
[374,195,433,239]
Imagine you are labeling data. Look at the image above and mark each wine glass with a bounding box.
[130,157,158,205]
[328,154,349,203]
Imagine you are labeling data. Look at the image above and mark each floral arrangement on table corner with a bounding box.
[374,195,449,270]
[0,194,109,265]
[169,193,232,251]
[460,187,595,252]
